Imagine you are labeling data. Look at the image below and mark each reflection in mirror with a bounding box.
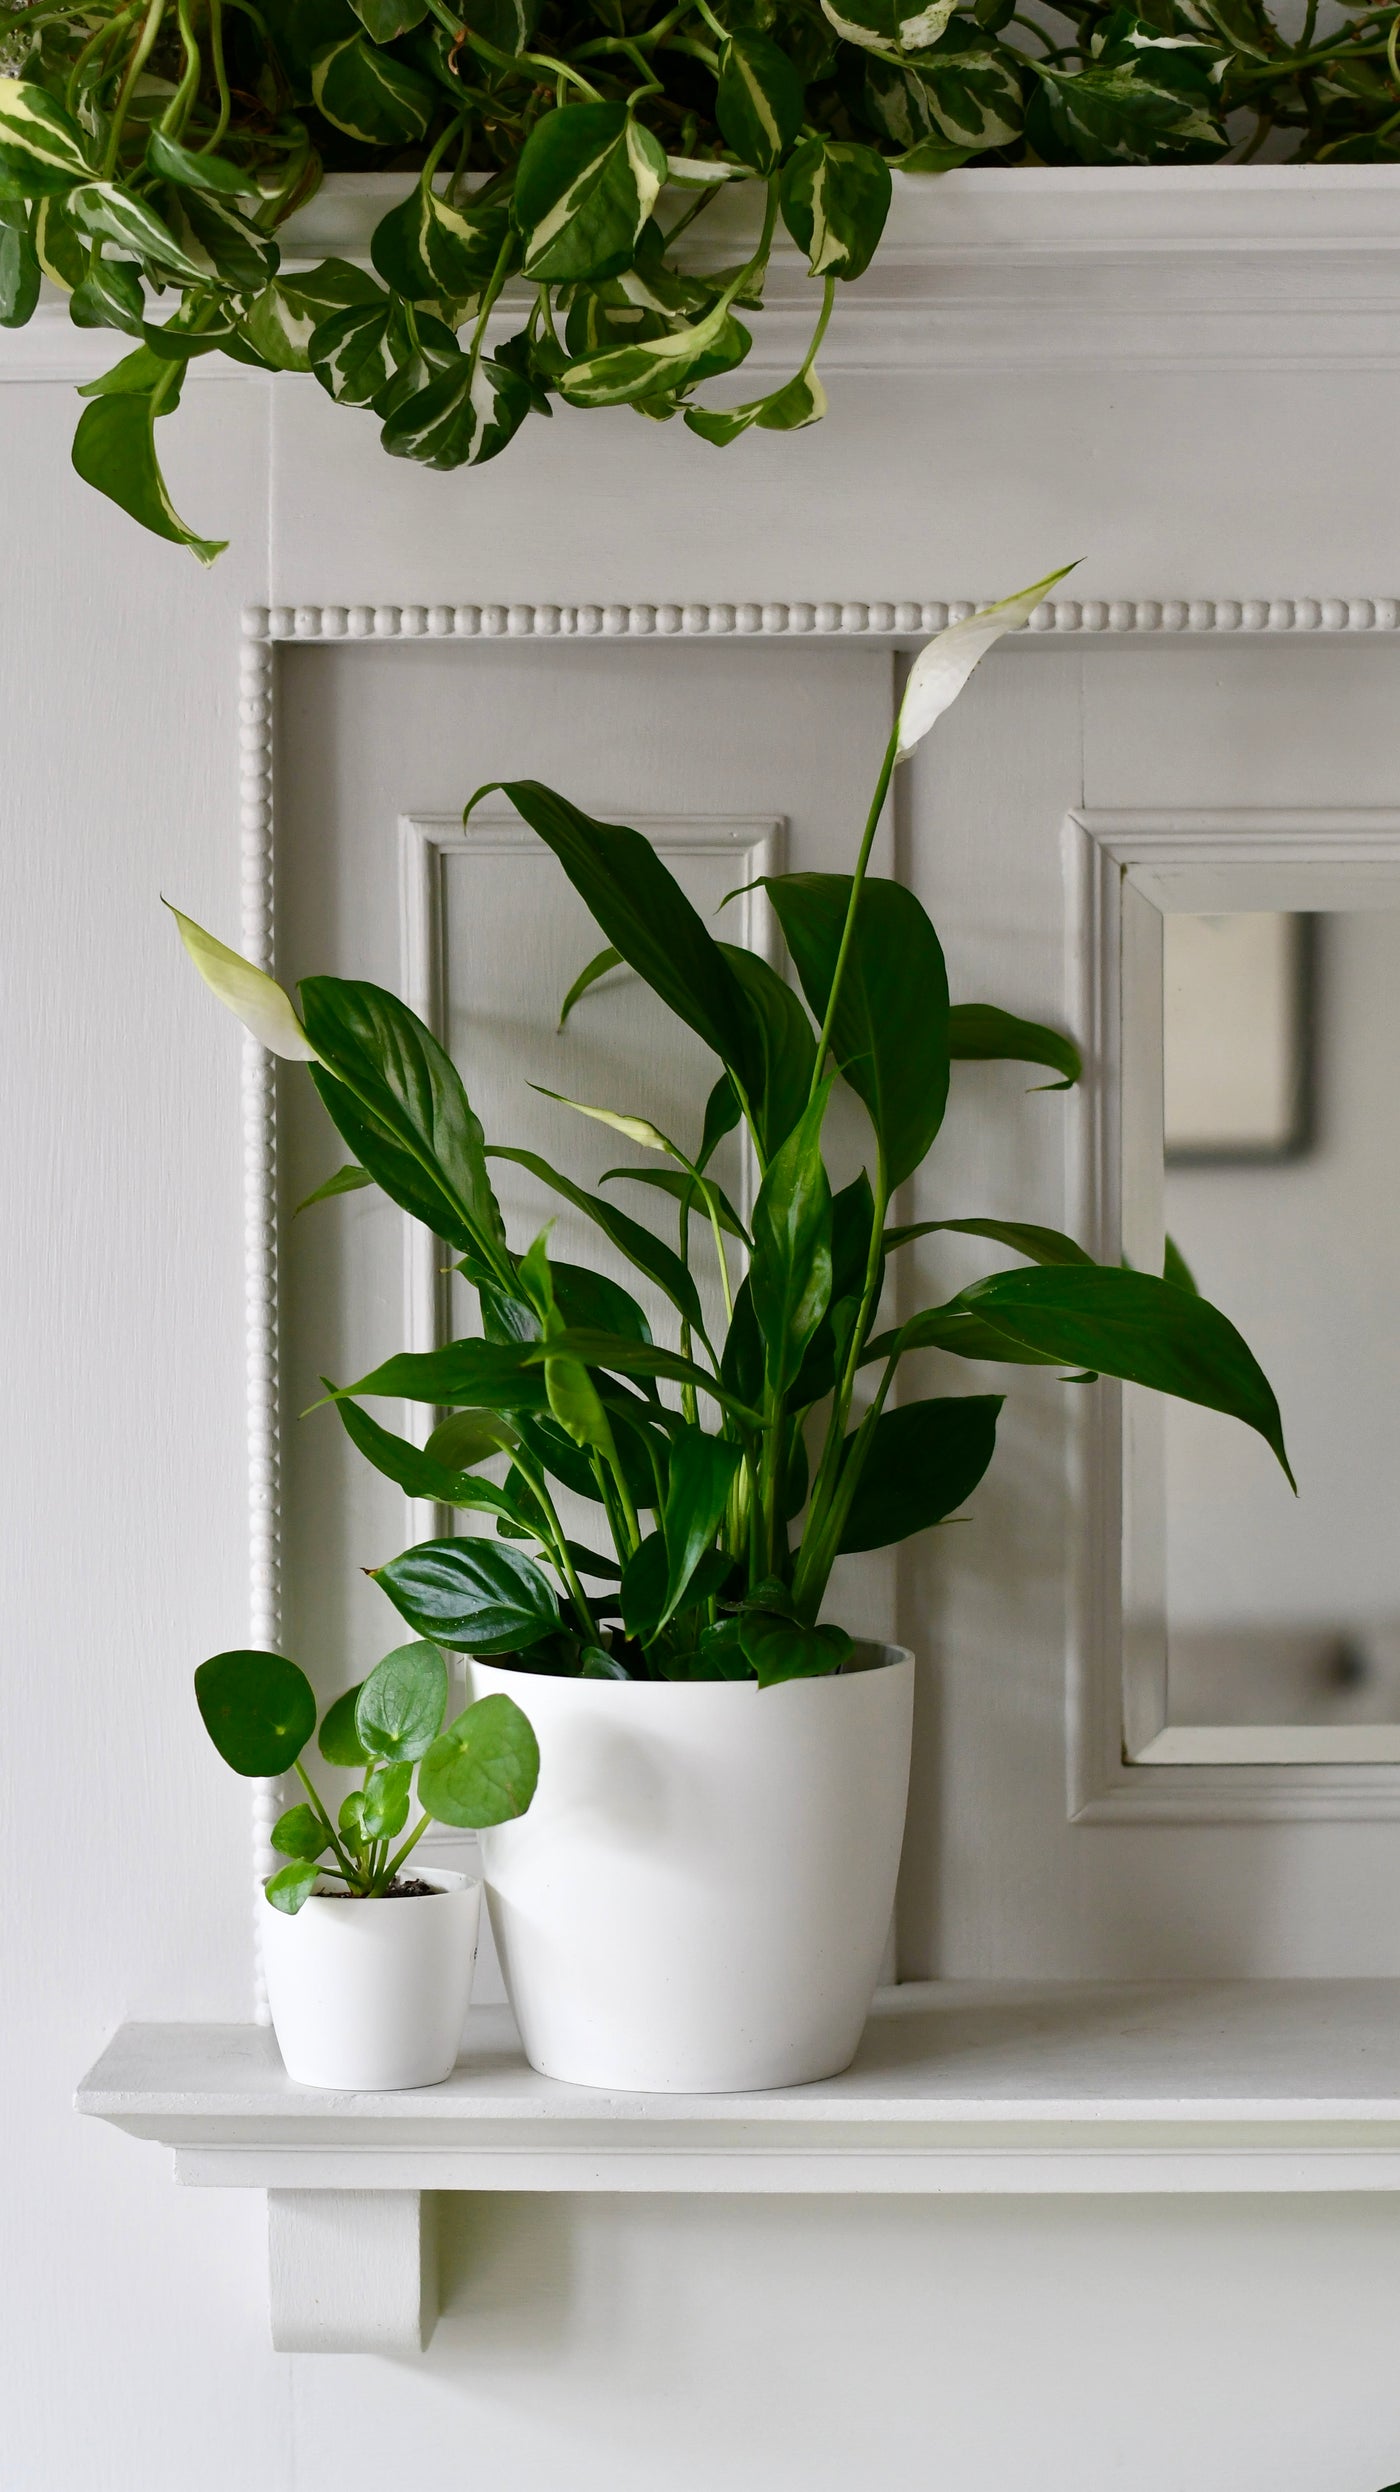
[1158,910,1400,1727]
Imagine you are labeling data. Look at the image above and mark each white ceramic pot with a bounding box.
[259,1868,481,2090]
[468,1643,914,2093]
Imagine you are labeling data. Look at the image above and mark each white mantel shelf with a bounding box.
[78,1981,1400,2351]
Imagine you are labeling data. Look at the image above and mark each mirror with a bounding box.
[1148,906,1400,1730]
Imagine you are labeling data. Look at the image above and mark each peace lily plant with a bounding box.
[174,571,1293,1701]
[5,0,1399,556]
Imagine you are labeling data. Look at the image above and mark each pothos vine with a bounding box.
[1,0,1396,559]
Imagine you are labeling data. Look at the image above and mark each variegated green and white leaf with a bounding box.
[72,388,226,563]
[686,365,826,444]
[779,138,891,282]
[664,154,753,185]
[144,130,259,195]
[68,182,208,282]
[372,179,513,302]
[165,905,318,1056]
[0,75,91,195]
[895,564,1077,760]
[0,205,39,328]
[918,33,1023,144]
[513,101,666,284]
[559,295,750,406]
[819,0,957,55]
[308,295,397,406]
[174,188,279,290]
[380,351,531,469]
[242,258,383,371]
[715,29,804,176]
[311,33,434,146]
[34,194,87,291]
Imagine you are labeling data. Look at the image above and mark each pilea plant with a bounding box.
[175,572,1293,1686]
[4,0,1400,558]
[195,1635,540,1908]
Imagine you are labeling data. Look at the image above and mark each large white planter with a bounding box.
[468,1643,914,2093]
[259,1869,480,2091]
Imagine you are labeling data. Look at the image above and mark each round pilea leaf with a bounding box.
[264,1859,321,1915]
[318,1682,370,1766]
[195,1649,316,1777]
[270,1802,330,1862]
[355,1639,449,1761]
[418,1691,540,1828]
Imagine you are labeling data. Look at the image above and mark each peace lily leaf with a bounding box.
[548,1259,654,1344]
[866,1304,1065,1367]
[375,1535,561,1652]
[716,29,805,176]
[144,130,258,195]
[581,1644,630,1679]
[1164,1234,1199,1294]
[72,390,224,557]
[522,1328,762,1424]
[309,297,397,406]
[343,1337,550,1412]
[166,905,317,1058]
[311,33,435,145]
[819,0,957,53]
[381,354,531,470]
[699,1073,742,1169]
[884,1217,1094,1266]
[351,0,429,40]
[265,1859,320,1914]
[658,1425,743,1633]
[740,1610,853,1687]
[270,1802,330,1862]
[425,1409,520,1468]
[895,566,1077,761]
[962,1265,1295,1483]
[621,1532,733,1642]
[519,1224,620,1461]
[68,183,207,282]
[195,1649,317,1777]
[749,1079,834,1395]
[296,1162,373,1214]
[300,975,508,1268]
[358,1759,413,1839]
[763,873,949,1186]
[0,76,92,194]
[558,944,624,1028]
[418,1691,540,1828]
[329,1390,539,1524]
[559,296,751,407]
[601,1164,750,1243]
[318,1684,370,1766]
[837,1394,1002,1551]
[514,101,667,284]
[355,1638,449,1761]
[69,256,145,336]
[720,943,816,1162]
[948,1001,1082,1089]
[487,1144,704,1335]
[780,138,891,282]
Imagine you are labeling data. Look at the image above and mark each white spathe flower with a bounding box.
[894,564,1079,763]
[166,902,318,1060]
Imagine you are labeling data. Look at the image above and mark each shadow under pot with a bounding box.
[468,1642,914,2094]
[260,1868,481,2090]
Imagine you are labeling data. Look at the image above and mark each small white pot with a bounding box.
[259,1869,481,2090]
[469,1643,914,2093]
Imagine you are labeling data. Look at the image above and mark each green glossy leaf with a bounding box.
[265,1859,320,1914]
[620,1530,733,1642]
[271,1801,331,1862]
[457,0,542,52]
[311,32,435,144]
[331,1389,537,1523]
[69,254,145,335]
[318,1683,370,1766]
[699,1073,742,1170]
[601,1164,749,1243]
[144,131,258,195]
[884,1217,1093,1266]
[749,1078,833,1394]
[1163,1233,1198,1294]
[519,1225,620,1460]
[513,100,666,284]
[963,1265,1294,1482]
[580,1643,630,1679]
[716,29,805,175]
[558,943,623,1028]
[524,1328,762,1424]
[658,1425,743,1633]
[68,182,206,281]
[764,873,950,1187]
[351,0,428,38]
[685,365,828,446]
[0,75,92,195]
[195,1649,317,1777]
[780,138,891,281]
[471,782,762,1105]
[837,1393,1001,1551]
[867,1304,1065,1367]
[373,1534,562,1652]
[71,393,226,566]
[296,1162,372,1214]
[426,1409,520,1467]
[354,1639,449,1761]
[381,352,530,470]
[740,1610,853,1687]
[0,217,39,328]
[948,1001,1082,1089]
[342,1336,549,1413]
[485,1149,703,1338]
[418,1690,540,1827]
[359,1758,413,1838]
[720,944,815,1161]
[300,976,508,1268]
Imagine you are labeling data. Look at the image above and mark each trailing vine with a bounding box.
[1,0,1397,559]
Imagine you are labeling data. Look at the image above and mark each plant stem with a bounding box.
[381,1811,432,1885]
[294,1757,359,1883]
[203,0,231,150]
[805,720,899,1106]
[102,0,168,173]
[518,1450,600,1635]
[160,0,202,140]
[467,224,515,378]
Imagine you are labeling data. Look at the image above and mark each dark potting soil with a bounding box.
[312,1878,439,1900]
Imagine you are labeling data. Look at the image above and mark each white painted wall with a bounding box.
[9,179,1400,2488]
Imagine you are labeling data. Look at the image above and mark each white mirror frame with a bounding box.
[1066,807,1400,1822]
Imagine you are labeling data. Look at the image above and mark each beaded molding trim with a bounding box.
[236,590,1400,2008]
[245,595,1400,639]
